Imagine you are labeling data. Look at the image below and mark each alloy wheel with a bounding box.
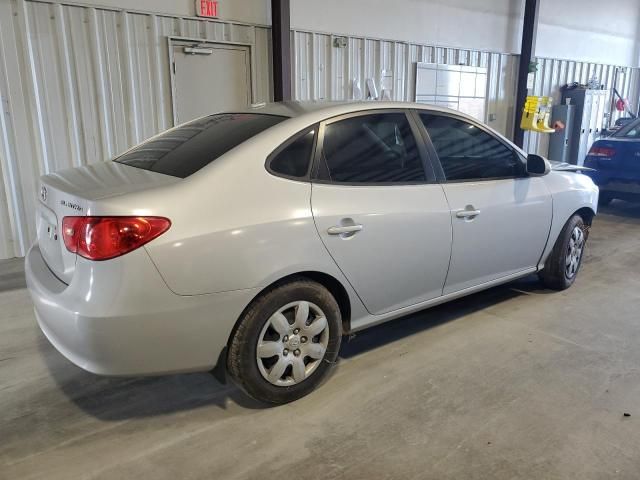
[565,226,585,279]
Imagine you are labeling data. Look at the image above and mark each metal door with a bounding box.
[311,111,452,315]
[312,184,452,315]
[171,43,251,124]
[441,178,552,294]
[415,111,553,294]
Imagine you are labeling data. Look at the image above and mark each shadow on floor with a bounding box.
[41,274,552,421]
[340,273,549,359]
[41,348,267,420]
[598,199,640,222]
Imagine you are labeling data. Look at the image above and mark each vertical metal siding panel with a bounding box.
[486,53,499,131]
[107,10,133,155]
[0,0,42,257]
[69,6,103,162]
[351,37,364,99]
[22,1,53,175]
[296,32,311,101]
[149,15,170,133]
[254,26,272,103]
[396,42,407,101]
[57,4,85,168]
[0,2,21,258]
[319,33,330,100]
[129,14,155,142]
[89,8,113,160]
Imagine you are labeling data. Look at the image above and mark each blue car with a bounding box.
[584,118,640,205]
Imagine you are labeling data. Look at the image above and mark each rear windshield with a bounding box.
[614,118,640,139]
[115,113,287,178]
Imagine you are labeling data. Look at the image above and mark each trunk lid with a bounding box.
[592,138,640,179]
[37,162,179,283]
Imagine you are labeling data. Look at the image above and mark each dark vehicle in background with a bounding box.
[602,117,635,137]
[584,118,640,205]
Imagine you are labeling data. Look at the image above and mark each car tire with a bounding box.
[227,279,342,404]
[540,214,588,290]
[599,193,613,206]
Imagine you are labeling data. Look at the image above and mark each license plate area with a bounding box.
[36,202,69,279]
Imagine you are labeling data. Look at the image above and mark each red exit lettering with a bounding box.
[196,0,218,18]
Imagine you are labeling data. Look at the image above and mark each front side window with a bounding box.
[115,113,287,178]
[319,113,426,183]
[419,114,524,181]
[269,128,316,178]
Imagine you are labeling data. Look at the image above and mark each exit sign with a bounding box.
[196,0,218,18]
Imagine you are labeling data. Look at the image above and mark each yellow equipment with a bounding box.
[520,96,556,133]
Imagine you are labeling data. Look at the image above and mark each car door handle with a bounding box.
[327,224,363,235]
[455,209,481,218]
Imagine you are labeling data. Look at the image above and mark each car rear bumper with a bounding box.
[25,243,259,376]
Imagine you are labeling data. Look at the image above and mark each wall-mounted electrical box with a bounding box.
[548,104,575,164]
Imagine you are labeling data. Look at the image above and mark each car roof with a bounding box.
[236,100,524,156]
[242,100,478,123]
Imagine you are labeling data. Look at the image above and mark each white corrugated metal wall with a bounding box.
[0,0,273,259]
[1,1,640,259]
[292,30,519,139]
[523,57,640,155]
[292,29,640,154]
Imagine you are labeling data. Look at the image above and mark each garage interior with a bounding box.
[2,0,640,478]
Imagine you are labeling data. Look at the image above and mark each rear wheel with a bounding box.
[540,214,588,290]
[227,279,342,404]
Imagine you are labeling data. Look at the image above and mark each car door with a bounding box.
[311,110,452,315]
[416,111,552,295]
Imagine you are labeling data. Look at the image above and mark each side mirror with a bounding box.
[526,154,551,176]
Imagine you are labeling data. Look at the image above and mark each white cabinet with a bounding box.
[562,89,609,165]
[415,63,488,122]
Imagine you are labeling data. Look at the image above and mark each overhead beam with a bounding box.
[271,0,291,102]
[513,0,540,148]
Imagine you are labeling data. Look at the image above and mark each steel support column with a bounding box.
[271,0,291,101]
[513,0,540,148]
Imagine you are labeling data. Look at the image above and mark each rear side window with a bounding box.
[269,128,316,178]
[615,118,640,139]
[319,113,426,183]
[115,113,287,178]
[419,113,524,181]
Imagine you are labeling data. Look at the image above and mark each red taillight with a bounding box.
[62,216,171,261]
[587,146,616,157]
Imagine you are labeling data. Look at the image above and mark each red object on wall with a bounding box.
[196,0,218,18]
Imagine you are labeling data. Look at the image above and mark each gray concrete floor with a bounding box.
[2,204,640,480]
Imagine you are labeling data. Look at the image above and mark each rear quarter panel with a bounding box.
[90,124,367,320]
[538,171,599,268]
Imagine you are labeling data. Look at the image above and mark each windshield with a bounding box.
[613,118,640,139]
[115,113,287,178]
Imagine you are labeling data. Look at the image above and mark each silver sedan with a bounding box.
[26,101,599,404]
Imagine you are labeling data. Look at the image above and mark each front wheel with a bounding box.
[540,214,588,290]
[227,279,342,404]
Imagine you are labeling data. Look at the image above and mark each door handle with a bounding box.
[456,209,481,219]
[327,224,363,235]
